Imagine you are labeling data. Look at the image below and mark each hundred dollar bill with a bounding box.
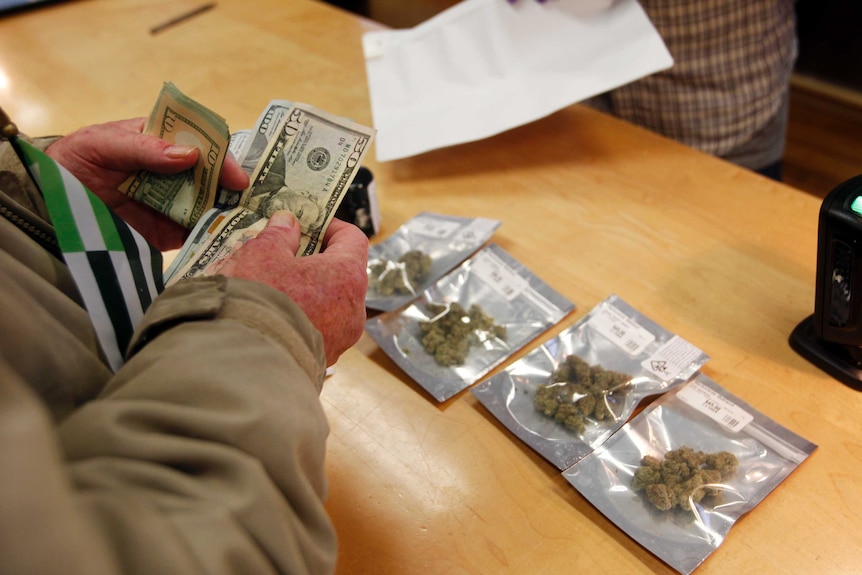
[119,81,230,228]
[214,100,297,211]
[228,130,251,169]
[212,129,252,211]
[241,102,374,255]
[164,206,267,283]
[236,100,293,175]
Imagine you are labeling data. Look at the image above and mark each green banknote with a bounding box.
[241,101,374,255]
[156,93,375,282]
[119,81,230,228]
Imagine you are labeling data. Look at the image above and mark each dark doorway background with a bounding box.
[795,0,862,93]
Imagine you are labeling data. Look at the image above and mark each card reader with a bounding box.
[791,174,862,390]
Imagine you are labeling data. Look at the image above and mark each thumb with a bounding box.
[81,119,200,173]
[257,210,302,256]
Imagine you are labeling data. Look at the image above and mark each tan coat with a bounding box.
[0,137,337,574]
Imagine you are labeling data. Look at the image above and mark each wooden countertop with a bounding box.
[2,1,859,573]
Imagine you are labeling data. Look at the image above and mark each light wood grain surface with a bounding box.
[2,1,859,573]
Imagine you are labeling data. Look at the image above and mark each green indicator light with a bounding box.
[851,196,862,216]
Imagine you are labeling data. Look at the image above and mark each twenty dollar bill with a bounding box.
[152,91,375,283]
[241,101,374,256]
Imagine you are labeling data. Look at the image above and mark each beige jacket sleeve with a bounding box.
[0,138,337,575]
[1,276,337,575]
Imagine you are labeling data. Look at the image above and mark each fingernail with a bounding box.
[164,145,197,159]
[268,210,296,230]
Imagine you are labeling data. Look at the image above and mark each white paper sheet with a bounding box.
[362,0,673,162]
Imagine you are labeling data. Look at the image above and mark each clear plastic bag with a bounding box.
[472,295,710,469]
[365,243,574,402]
[365,212,500,312]
[563,373,817,574]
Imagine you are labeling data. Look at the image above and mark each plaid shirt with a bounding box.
[593,0,796,170]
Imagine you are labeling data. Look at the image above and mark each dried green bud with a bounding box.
[419,302,505,366]
[632,446,739,512]
[369,250,433,296]
[533,354,632,433]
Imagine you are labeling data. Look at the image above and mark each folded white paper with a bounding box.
[363,0,673,162]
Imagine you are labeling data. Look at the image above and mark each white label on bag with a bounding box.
[677,380,753,432]
[452,218,498,245]
[641,335,703,379]
[589,304,655,356]
[410,216,462,239]
[471,250,528,301]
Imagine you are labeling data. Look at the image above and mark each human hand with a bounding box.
[45,118,249,251]
[215,211,369,367]
[506,0,616,8]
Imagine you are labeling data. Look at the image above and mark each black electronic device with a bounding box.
[790,174,862,390]
[0,0,66,16]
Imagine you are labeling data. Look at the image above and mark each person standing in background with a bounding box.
[586,0,797,180]
[510,0,797,180]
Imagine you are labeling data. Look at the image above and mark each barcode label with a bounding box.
[411,216,461,239]
[470,250,528,301]
[589,304,655,356]
[452,218,497,244]
[641,335,704,380]
[677,380,753,433]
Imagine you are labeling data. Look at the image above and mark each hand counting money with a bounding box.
[119,81,230,228]
[121,82,376,283]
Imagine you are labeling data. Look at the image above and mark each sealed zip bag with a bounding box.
[366,212,500,312]
[563,373,817,575]
[365,243,574,402]
[472,294,709,470]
